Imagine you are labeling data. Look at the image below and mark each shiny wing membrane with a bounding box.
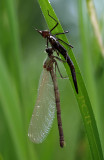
[28,69,55,143]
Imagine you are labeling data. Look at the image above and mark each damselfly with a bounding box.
[28,48,64,147]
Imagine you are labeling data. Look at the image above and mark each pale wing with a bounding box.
[28,69,55,143]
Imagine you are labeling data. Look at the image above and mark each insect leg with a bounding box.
[57,38,74,48]
[47,38,49,48]
[54,60,67,79]
[54,31,69,36]
[48,10,59,32]
[53,56,66,63]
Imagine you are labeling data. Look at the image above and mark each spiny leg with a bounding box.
[55,50,67,62]
[48,11,69,37]
[57,38,74,48]
[47,11,73,48]
[55,49,59,56]
[50,53,66,63]
[53,55,66,63]
[54,60,67,79]
[54,31,69,36]
[54,50,68,63]
[47,10,59,32]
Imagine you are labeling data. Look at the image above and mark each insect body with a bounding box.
[28,48,64,148]
[36,11,78,93]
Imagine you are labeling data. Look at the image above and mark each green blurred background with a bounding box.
[0,0,104,159]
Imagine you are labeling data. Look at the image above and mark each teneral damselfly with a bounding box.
[28,48,64,147]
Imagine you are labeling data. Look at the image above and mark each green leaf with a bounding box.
[0,50,28,160]
[37,0,103,159]
[0,1,38,159]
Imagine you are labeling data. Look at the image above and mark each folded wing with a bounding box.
[28,69,56,143]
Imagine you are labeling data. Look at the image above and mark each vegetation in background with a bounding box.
[0,0,104,159]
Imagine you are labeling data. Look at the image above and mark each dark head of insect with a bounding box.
[35,29,50,38]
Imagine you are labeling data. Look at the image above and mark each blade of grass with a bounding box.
[37,0,103,159]
[79,0,104,155]
[0,49,28,160]
[0,49,38,160]
[0,1,38,160]
[78,0,100,128]
[4,0,22,95]
[78,0,104,158]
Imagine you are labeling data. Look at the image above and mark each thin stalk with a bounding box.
[86,0,104,57]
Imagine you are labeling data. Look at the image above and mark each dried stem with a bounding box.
[86,0,104,57]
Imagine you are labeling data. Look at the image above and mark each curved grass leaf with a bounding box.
[0,1,38,159]
[0,50,38,160]
[37,0,103,159]
[0,50,28,160]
